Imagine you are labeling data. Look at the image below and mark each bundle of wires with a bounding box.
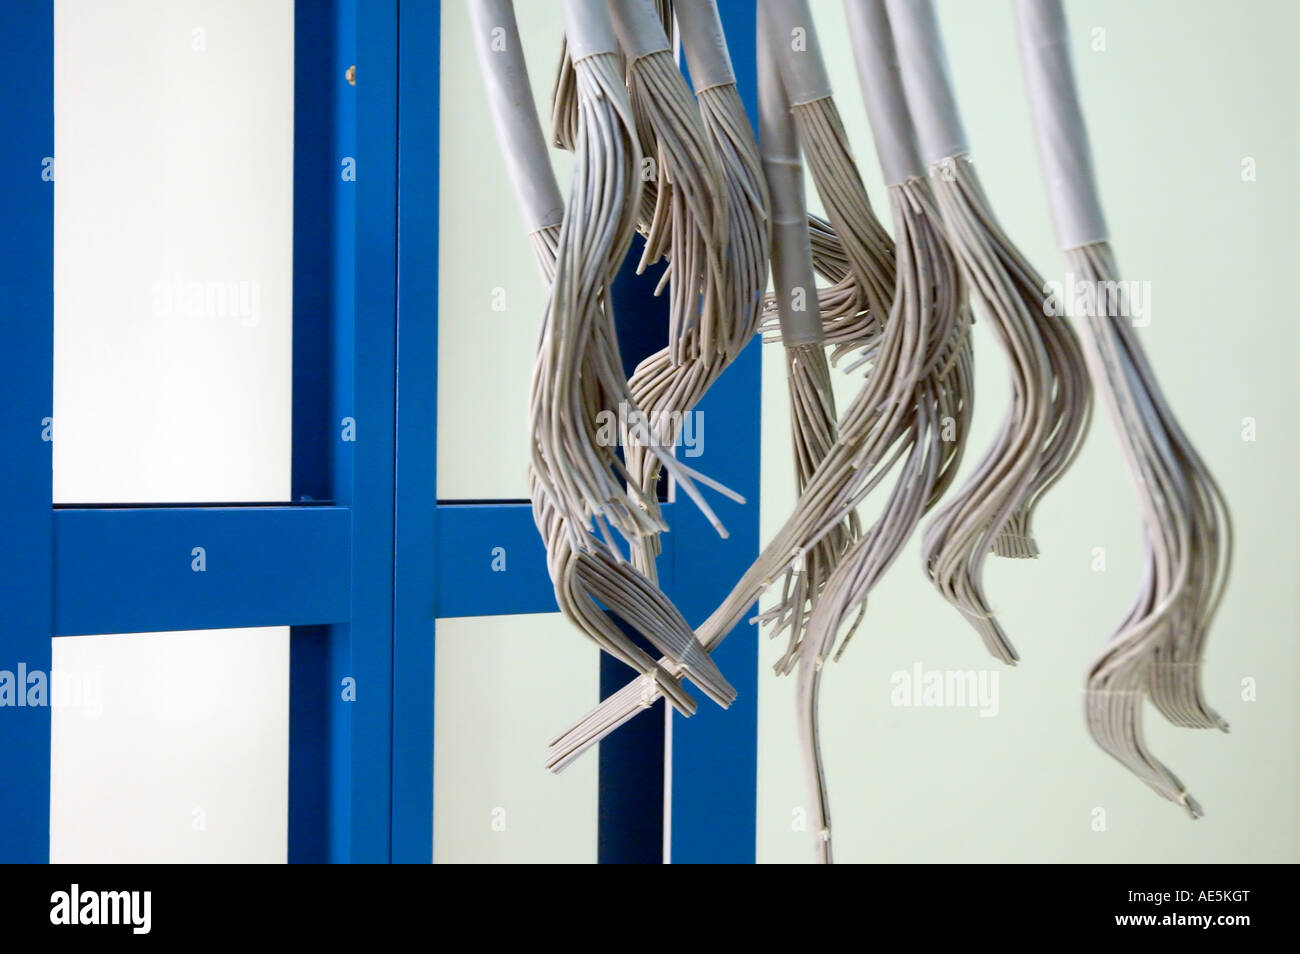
[674,0,772,363]
[754,0,857,678]
[546,0,972,776]
[1013,0,1232,815]
[471,0,736,712]
[546,24,853,767]
[885,0,1092,665]
[551,0,675,155]
[758,0,896,361]
[784,0,974,865]
[599,0,756,583]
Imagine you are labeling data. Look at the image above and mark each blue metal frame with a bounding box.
[392,0,440,863]
[0,0,761,865]
[53,507,352,636]
[0,0,54,866]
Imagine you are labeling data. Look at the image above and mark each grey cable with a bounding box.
[887,0,1092,665]
[1014,0,1232,816]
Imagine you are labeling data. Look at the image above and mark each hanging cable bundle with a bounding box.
[538,0,734,547]
[755,2,857,677]
[788,0,974,865]
[674,0,772,362]
[1013,0,1232,815]
[602,0,736,582]
[547,3,970,773]
[544,5,854,771]
[533,1,656,542]
[551,2,762,592]
[621,0,773,584]
[761,0,896,358]
[886,0,1092,665]
[610,0,727,367]
[551,0,675,153]
[471,0,735,711]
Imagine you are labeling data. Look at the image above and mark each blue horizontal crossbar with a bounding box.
[434,501,680,619]
[434,502,555,618]
[53,506,352,636]
[52,498,682,632]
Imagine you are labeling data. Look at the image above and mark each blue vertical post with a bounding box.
[0,0,54,865]
[288,0,353,863]
[293,0,399,864]
[666,365,761,864]
[668,0,761,864]
[392,0,440,863]
[349,0,400,863]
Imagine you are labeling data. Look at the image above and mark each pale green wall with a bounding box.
[437,0,1300,863]
[434,614,599,863]
[438,0,568,500]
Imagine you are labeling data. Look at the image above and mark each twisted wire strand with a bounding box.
[616,43,732,580]
[529,49,735,704]
[793,176,972,863]
[919,155,1090,664]
[469,1,722,704]
[1071,241,1231,814]
[955,165,1092,561]
[752,3,859,684]
[789,97,897,354]
[560,4,766,589]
